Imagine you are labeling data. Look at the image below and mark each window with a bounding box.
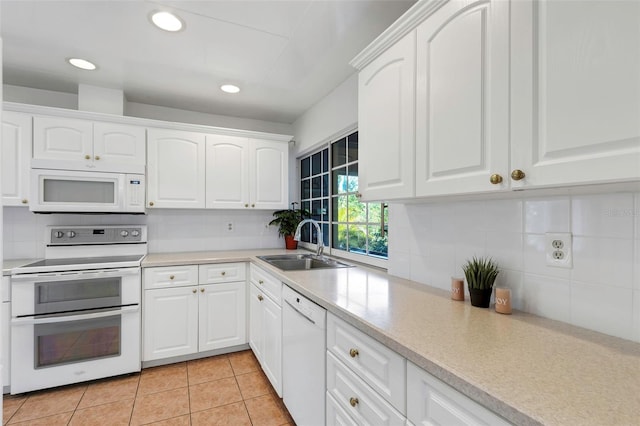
[299,130,388,262]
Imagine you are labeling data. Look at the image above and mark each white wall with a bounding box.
[3,207,281,258]
[389,192,640,343]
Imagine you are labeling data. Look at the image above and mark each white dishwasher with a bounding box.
[282,285,327,426]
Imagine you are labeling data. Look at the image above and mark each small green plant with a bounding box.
[268,202,310,238]
[462,257,499,290]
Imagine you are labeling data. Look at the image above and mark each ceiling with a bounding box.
[1,0,416,124]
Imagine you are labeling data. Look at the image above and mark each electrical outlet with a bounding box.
[545,232,572,268]
[226,222,234,232]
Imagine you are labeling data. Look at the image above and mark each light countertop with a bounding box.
[2,259,37,275]
[144,249,640,425]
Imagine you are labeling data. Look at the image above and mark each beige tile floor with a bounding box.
[3,350,294,426]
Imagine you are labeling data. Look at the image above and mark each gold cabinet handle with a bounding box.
[511,169,526,181]
[349,397,359,407]
[21,199,28,204]
[169,275,175,280]
[258,280,264,285]
[149,201,155,207]
[244,204,249,208]
[258,295,264,301]
[192,288,197,294]
[94,155,100,160]
[84,154,91,160]
[221,271,226,276]
[490,174,503,185]
[349,348,359,358]
[251,204,255,208]
[200,288,205,293]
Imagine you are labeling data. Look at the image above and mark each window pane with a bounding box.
[301,201,310,216]
[301,179,310,200]
[322,198,329,221]
[332,167,348,194]
[332,138,347,167]
[348,132,358,162]
[347,194,366,223]
[332,224,347,250]
[301,157,310,178]
[322,174,328,197]
[322,223,329,247]
[348,225,367,254]
[368,203,382,224]
[311,199,321,221]
[368,225,388,257]
[333,195,347,222]
[311,152,322,176]
[311,176,321,198]
[300,223,310,243]
[347,164,358,192]
[322,149,329,173]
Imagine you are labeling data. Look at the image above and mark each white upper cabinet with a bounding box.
[415,0,509,196]
[358,32,416,201]
[2,112,32,206]
[249,139,288,209]
[206,136,288,210]
[510,0,640,188]
[205,135,250,209]
[33,116,145,173]
[147,128,206,209]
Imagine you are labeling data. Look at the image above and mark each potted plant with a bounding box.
[462,256,499,308]
[268,202,310,249]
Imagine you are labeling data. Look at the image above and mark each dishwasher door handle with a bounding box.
[285,299,316,325]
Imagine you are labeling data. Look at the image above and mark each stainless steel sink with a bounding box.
[257,254,352,271]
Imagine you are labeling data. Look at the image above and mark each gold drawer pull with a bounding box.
[94,155,100,160]
[258,295,264,301]
[192,288,197,294]
[349,397,359,407]
[149,201,155,207]
[221,271,226,276]
[21,199,28,204]
[84,154,91,160]
[511,169,526,181]
[349,348,359,358]
[169,275,175,280]
[200,288,205,293]
[258,280,264,285]
[490,174,503,184]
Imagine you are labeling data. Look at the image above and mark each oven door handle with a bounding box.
[11,306,139,325]
[11,267,140,282]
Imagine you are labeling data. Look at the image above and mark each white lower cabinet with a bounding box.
[326,392,359,426]
[248,265,282,397]
[406,361,511,426]
[2,276,11,392]
[143,263,247,362]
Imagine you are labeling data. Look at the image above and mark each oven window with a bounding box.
[35,315,121,368]
[43,179,115,204]
[35,278,122,315]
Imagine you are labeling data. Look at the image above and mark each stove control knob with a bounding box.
[54,231,64,238]
[131,230,140,237]
[120,230,129,237]
[66,231,76,238]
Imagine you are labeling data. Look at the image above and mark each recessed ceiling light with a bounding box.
[220,84,240,94]
[151,11,184,32]
[67,58,97,70]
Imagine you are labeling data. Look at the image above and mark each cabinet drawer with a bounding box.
[327,313,406,412]
[250,264,281,305]
[326,392,359,426]
[199,262,246,284]
[406,361,511,426]
[144,265,198,289]
[327,352,405,426]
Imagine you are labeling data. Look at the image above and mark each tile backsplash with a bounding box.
[3,207,281,259]
[388,191,640,343]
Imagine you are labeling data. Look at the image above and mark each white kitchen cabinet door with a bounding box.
[32,116,93,168]
[249,139,288,210]
[260,292,282,397]
[358,31,416,201]
[198,282,247,352]
[143,287,198,361]
[205,135,250,209]
[93,122,146,173]
[415,0,510,197]
[2,112,31,206]
[248,283,264,361]
[147,128,206,209]
[510,0,640,188]
[406,361,511,426]
[2,301,10,389]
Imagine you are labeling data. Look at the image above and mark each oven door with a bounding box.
[10,306,140,394]
[11,267,140,317]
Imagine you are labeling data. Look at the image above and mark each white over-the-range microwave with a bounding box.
[30,168,146,213]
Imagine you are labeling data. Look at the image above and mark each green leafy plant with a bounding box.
[462,257,499,290]
[268,202,310,238]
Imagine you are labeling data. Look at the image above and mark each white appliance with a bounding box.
[30,168,145,213]
[10,225,147,394]
[282,285,326,426]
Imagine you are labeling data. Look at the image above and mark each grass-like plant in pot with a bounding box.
[462,256,499,308]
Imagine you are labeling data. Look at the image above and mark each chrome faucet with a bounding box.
[293,219,324,257]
